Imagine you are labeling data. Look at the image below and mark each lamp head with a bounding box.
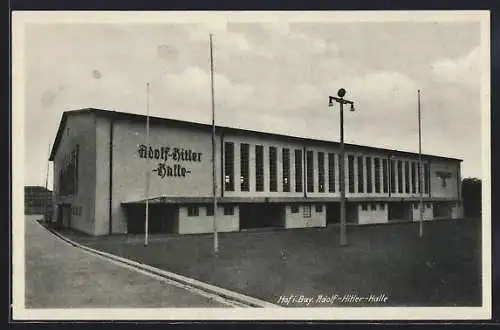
[337,88,346,98]
[328,96,334,107]
[349,103,355,112]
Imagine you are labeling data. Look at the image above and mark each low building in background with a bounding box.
[25,186,52,216]
[48,108,463,236]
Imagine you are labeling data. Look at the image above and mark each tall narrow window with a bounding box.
[374,158,381,193]
[282,148,290,192]
[391,159,396,193]
[382,159,388,193]
[269,146,277,192]
[328,153,335,192]
[307,150,314,192]
[75,144,79,194]
[404,161,410,193]
[418,163,422,193]
[397,160,403,193]
[240,143,250,191]
[295,149,303,192]
[224,142,234,191]
[318,152,325,192]
[348,155,355,193]
[411,162,416,194]
[255,145,264,191]
[366,157,372,193]
[424,163,430,194]
[357,156,364,193]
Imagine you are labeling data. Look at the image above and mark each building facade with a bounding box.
[25,186,52,216]
[49,109,463,236]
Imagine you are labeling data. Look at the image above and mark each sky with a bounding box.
[21,15,486,189]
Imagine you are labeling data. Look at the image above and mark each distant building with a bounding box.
[25,186,52,216]
[49,108,463,236]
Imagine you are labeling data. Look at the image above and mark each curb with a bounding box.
[42,224,278,308]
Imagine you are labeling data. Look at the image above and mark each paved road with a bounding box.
[24,216,228,308]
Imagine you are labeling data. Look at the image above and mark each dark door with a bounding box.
[326,202,340,224]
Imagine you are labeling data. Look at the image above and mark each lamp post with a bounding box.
[329,88,355,247]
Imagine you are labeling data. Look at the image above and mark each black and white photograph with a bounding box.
[12,11,491,320]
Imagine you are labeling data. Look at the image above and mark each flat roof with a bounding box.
[49,108,462,162]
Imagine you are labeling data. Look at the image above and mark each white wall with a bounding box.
[285,204,326,229]
[358,203,388,225]
[52,112,97,235]
[178,205,239,234]
[451,202,463,219]
[429,161,460,199]
[411,203,433,221]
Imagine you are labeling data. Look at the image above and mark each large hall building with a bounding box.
[49,108,463,236]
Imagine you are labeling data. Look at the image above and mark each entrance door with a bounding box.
[239,203,285,229]
[326,202,340,224]
[126,204,178,234]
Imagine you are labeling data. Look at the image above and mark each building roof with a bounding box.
[49,108,462,162]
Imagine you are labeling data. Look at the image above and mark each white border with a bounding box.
[12,10,492,321]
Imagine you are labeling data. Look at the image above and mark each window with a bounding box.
[223,205,234,215]
[411,162,416,194]
[240,143,250,191]
[361,203,368,211]
[382,159,388,193]
[303,204,312,218]
[269,146,277,192]
[390,159,396,193]
[424,163,430,194]
[315,204,323,213]
[366,157,372,193]
[74,144,79,194]
[404,161,410,194]
[426,203,431,209]
[295,149,303,192]
[357,156,364,193]
[397,160,403,193]
[283,148,290,192]
[206,204,214,216]
[224,142,234,191]
[328,153,335,192]
[318,152,325,192]
[307,150,314,192]
[370,203,376,210]
[374,158,381,193]
[256,145,264,191]
[379,203,385,210]
[348,155,355,193]
[414,203,418,209]
[417,164,422,193]
[187,206,199,216]
[291,204,299,213]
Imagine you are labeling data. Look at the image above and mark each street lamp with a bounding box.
[329,88,355,247]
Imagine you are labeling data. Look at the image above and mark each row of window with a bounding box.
[290,204,323,218]
[224,142,430,195]
[187,205,234,217]
[59,145,80,196]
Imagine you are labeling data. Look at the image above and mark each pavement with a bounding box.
[24,215,229,308]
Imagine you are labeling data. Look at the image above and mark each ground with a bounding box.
[24,215,228,308]
[60,218,482,307]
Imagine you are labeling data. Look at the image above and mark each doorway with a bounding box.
[239,203,285,229]
[126,204,178,234]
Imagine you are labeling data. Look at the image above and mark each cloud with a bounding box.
[431,46,480,87]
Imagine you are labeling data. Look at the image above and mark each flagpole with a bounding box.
[210,33,219,254]
[145,82,151,246]
[418,89,424,238]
